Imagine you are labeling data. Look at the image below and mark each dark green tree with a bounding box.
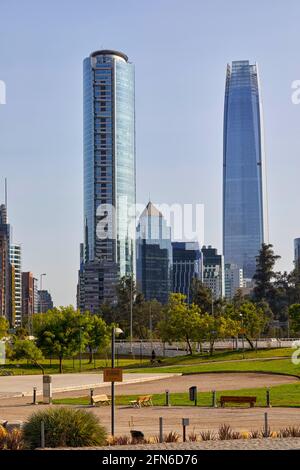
[252,243,280,302]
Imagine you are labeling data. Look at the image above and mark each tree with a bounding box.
[0,317,9,339]
[11,339,45,374]
[157,293,202,354]
[197,314,239,355]
[252,243,280,302]
[82,313,109,363]
[33,306,85,373]
[133,299,163,339]
[288,304,300,335]
[190,278,212,313]
[227,301,268,348]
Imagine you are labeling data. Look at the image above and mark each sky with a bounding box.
[0,0,300,306]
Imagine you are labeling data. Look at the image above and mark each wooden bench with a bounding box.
[220,396,257,408]
[129,395,153,408]
[91,394,111,406]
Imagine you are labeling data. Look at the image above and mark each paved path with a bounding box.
[60,437,300,450]
[0,373,181,398]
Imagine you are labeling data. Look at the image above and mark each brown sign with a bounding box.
[103,368,123,382]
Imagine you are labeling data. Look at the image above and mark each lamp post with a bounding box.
[79,325,84,372]
[239,313,245,359]
[111,326,123,436]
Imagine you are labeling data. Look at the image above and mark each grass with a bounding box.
[0,357,148,376]
[53,382,300,408]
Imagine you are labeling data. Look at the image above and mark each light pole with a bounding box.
[40,273,46,313]
[79,325,84,372]
[130,275,133,354]
[240,313,245,359]
[111,326,123,436]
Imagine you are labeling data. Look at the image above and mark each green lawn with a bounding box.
[128,358,299,376]
[0,357,148,376]
[53,382,300,408]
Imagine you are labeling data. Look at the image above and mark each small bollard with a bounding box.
[90,388,94,406]
[182,418,189,442]
[212,390,217,408]
[266,388,271,408]
[159,417,163,443]
[165,390,171,406]
[40,420,45,448]
[32,387,37,405]
[264,412,269,437]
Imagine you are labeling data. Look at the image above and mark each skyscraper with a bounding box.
[136,202,172,304]
[294,238,300,271]
[10,244,22,326]
[223,61,267,279]
[202,245,225,299]
[224,263,243,300]
[172,242,202,302]
[0,204,10,322]
[78,50,136,312]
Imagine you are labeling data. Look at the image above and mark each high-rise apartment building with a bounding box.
[223,61,267,280]
[38,290,54,313]
[224,263,243,300]
[202,245,224,299]
[0,204,10,322]
[136,202,172,304]
[10,244,22,326]
[78,49,136,312]
[172,242,202,302]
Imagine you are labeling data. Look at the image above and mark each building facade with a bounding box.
[136,202,172,304]
[294,238,300,271]
[0,204,10,323]
[223,61,267,280]
[38,290,53,313]
[172,242,202,302]
[202,245,224,299]
[224,263,243,300]
[9,244,22,326]
[78,49,136,312]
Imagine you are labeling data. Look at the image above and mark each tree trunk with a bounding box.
[186,336,193,355]
[245,335,254,349]
[210,339,215,356]
[59,356,63,374]
[88,345,93,364]
[33,360,44,375]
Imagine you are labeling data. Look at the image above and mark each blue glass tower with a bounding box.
[136,202,172,304]
[79,50,135,311]
[223,61,267,279]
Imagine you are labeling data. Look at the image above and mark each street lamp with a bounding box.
[239,313,245,359]
[111,326,123,436]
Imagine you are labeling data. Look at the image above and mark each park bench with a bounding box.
[220,396,257,408]
[91,394,111,406]
[129,395,153,408]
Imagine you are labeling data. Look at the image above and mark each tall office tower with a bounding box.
[223,61,267,280]
[22,272,35,331]
[38,290,53,313]
[224,263,243,300]
[294,238,300,271]
[78,50,136,313]
[9,244,22,326]
[136,202,172,304]
[0,204,10,322]
[172,242,203,302]
[202,245,225,299]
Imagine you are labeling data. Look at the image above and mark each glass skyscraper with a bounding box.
[78,50,136,312]
[223,61,268,279]
[136,202,172,304]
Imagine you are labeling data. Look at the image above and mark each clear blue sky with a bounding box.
[0,0,299,306]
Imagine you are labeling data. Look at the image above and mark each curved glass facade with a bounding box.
[223,61,267,279]
[83,51,135,278]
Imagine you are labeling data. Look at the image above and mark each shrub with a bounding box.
[188,430,198,442]
[199,430,216,441]
[218,424,241,440]
[0,425,7,450]
[6,429,24,450]
[249,430,261,439]
[23,407,107,449]
[164,431,180,443]
[279,426,300,438]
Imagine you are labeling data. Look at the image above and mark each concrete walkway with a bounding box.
[0,372,181,398]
